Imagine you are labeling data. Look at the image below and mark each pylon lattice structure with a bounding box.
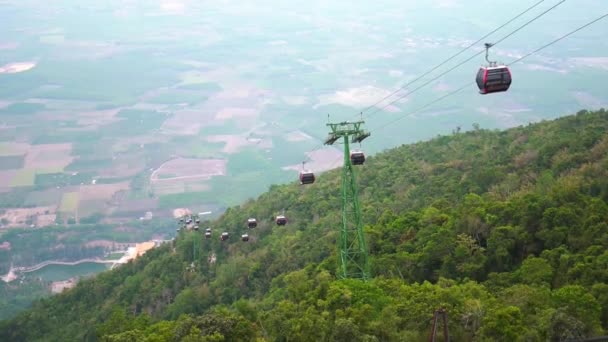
[324,120,371,280]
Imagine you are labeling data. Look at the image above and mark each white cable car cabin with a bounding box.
[247,218,257,229]
[220,232,229,241]
[275,215,287,226]
[350,150,365,165]
[241,234,249,242]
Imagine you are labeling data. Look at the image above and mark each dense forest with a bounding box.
[1,109,608,341]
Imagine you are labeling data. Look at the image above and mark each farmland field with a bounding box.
[0,156,24,170]
[59,192,79,213]
[0,0,605,229]
[10,170,35,187]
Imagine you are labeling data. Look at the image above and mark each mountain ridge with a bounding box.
[1,108,608,341]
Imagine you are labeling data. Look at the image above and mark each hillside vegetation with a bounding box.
[1,109,608,341]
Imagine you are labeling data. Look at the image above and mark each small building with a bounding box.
[51,278,76,294]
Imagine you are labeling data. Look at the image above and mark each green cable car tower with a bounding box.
[324,120,371,280]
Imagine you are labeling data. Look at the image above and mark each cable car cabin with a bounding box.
[179,218,184,223]
[275,215,287,226]
[241,234,250,242]
[299,171,315,185]
[476,65,511,94]
[195,219,200,224]
[176,228,180,232]
[247,218,257,229]
[205,232,211,239]
[205,228,212,233]
[220,232,229,241]
[350,151,365,165]
[186,218,192,224]
[193,225,199,231]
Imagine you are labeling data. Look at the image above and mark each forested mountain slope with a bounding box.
[2,109,608,341]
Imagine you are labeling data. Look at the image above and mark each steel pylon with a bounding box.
[324,120,370,280]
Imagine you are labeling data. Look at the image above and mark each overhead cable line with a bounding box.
[364,0,567,119]
[356,0,548,117]
[301,0,566,160]
[369,12,608,132]
[323,11,608,169]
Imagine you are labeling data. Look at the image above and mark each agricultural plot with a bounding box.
[34,172,96,189]
[24,143,73,170]
[24,188,64,206]
[0,155,24,170]
[36,214,57,227]
[98,109,169,137]
[75,108,122,127]
[0,142,29,156]
[160,109,214,136]
[79,182,130,202]
[285,130,314,142]
[151,158,226,181]
[96,163,145,179]
[0,170,17,189]
[151,158,226,196]
[152,179,211,196]
[59,192,79,213]
[66,158,114,172]
[116,198,159,214]
[111,135,171,154]
[10,170,36,187]
[206,135,254,154]
[215,107,258,121]
[0,206,56,227]
[77,199,108,218]
[188,141,225,158]
[145,89,208,105]
[282,147,343,173]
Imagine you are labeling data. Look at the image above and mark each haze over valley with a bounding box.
[0,0,607,322]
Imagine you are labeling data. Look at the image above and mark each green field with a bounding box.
[24,189,64,206]
[77,199,107,218]
[188,141,225,158]
[10,169,36,187]
[59,192,79,212]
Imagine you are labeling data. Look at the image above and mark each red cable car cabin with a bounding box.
[299,171,315,185]
[350,151,365,165]
[476,65,511,95]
